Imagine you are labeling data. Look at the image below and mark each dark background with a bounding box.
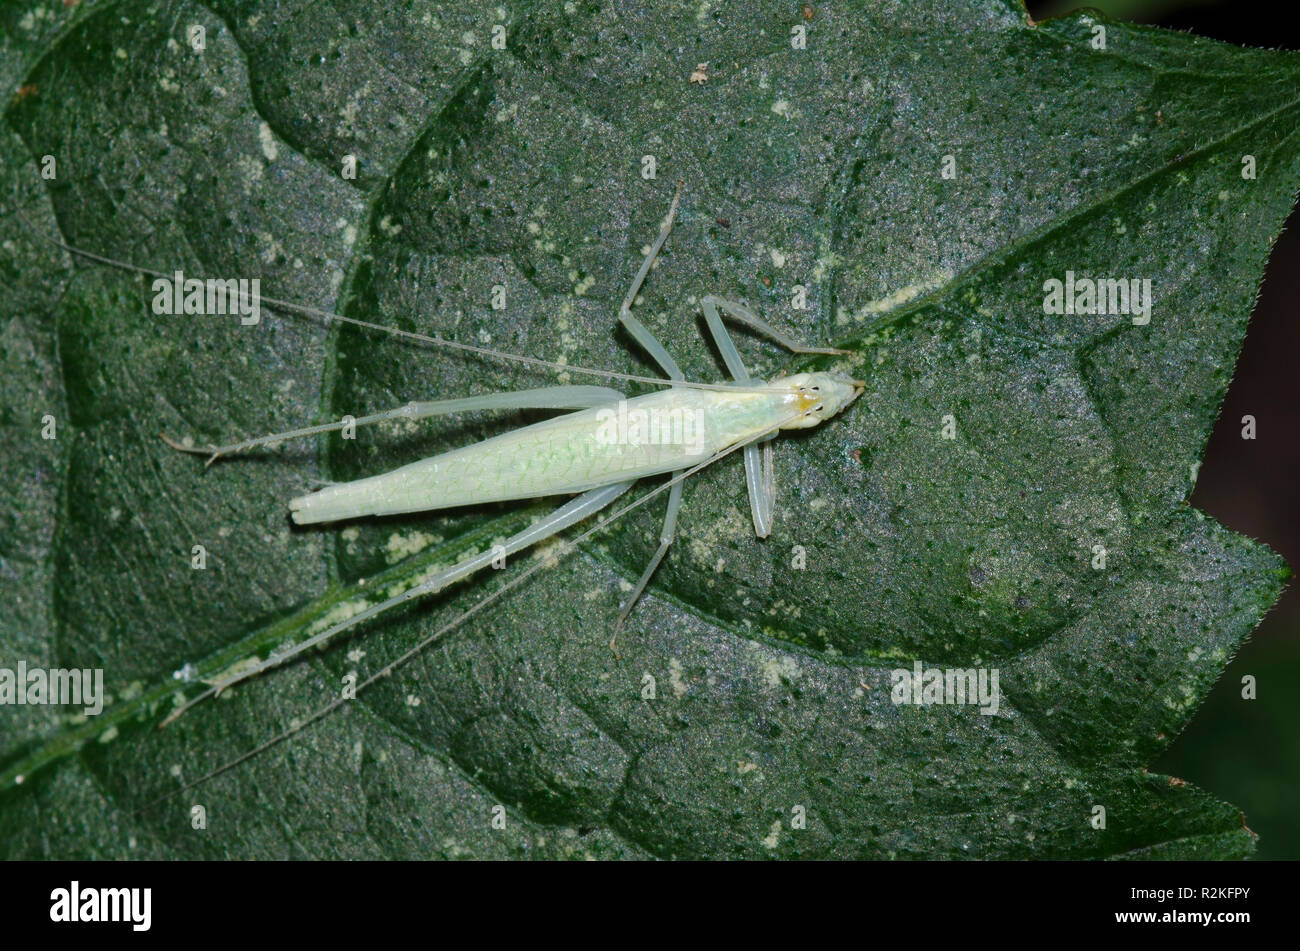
[1026,0,1299,859]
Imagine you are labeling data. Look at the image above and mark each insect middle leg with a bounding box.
[608,187,688,650]
[612,314,686,649]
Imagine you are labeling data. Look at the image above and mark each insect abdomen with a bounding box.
[288,391,731,524]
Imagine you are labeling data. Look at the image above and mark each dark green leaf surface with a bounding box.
[0,0,1294,858]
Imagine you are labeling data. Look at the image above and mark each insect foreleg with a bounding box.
[743,439,777,538]
[609,316,686,651]
[162,478,635,724]
[162,385,625,465]
[612,239,687,650]
[699,298,779,537]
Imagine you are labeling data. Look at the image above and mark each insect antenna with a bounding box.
[14,204,787,396]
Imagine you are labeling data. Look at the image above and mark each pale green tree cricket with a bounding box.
[24,187,862,796]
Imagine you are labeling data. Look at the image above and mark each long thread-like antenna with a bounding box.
[15,206,787,396]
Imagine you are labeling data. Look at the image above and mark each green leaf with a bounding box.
[1,0,1294,858]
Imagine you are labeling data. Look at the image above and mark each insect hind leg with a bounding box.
[162,385,625,466]
[162,478,635,724]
